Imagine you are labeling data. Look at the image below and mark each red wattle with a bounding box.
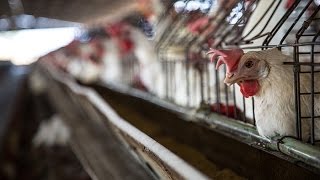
[210,103,240,119]
[239,80,260,98]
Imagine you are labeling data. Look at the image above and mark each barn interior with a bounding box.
[1,0,320,179]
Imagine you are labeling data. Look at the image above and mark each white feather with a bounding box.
[130,28,166,98]
[244,49,320,140]
[33,114,70,147]
[29,69,47,95]
[100,39,123,83]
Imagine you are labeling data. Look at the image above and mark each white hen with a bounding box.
[129,27,166,98]
[100,39,123,83]
[209,48,320,141]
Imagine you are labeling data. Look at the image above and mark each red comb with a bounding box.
[105,22,128,37]
[207,48,244,72]
[187,17,209,35]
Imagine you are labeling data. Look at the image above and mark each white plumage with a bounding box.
[235,0,287,122]
[254,49,320,140]
[129,27,166,98]
[100,39,123,83]
[214,48,320,141]
[33,114,70,147]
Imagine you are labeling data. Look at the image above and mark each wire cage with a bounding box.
[43,0,320,146]
[211,0,320,144]
[145,0,320,145]
[34,0,320,174]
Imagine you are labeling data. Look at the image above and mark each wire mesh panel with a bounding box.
[203,0,320,144]
[149,0,320,145]
[121,54,141,87]
[38,0,320,146]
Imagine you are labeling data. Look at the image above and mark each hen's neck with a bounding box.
[255,64,294,99]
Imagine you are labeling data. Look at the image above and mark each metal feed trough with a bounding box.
[36,64,208,180]
[25,0,320,178]
[36,59,320,179]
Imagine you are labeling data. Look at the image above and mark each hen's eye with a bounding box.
[245,60,254,68]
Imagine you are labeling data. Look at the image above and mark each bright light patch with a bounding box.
[0,27,77,65]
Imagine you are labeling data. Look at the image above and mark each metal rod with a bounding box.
[310,30,320,144]
[224,65,229,117]
[233,85,237,119]
[279,0,313,45]
[299,92,320,95]
[263,0,301,46]
[231,0,279,46]
[164,59,169,99]
[199,61,205,103]
[242,96,247,123]
[173,61,177,101]
[296,3,320,39]
[301,116,320,119]
[216,0,257,46]
[294,45,302,140]
[238,0,274,41]
[186,60,190,107]
[205,61,211,103]
[214,61,220,113]
[252,97,256,126]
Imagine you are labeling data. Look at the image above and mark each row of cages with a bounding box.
[42,0,320,149]
[122,0,320,146]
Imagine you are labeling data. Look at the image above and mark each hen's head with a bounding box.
[208,48,270,98]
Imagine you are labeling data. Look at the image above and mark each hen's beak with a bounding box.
[224,72,243,86]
